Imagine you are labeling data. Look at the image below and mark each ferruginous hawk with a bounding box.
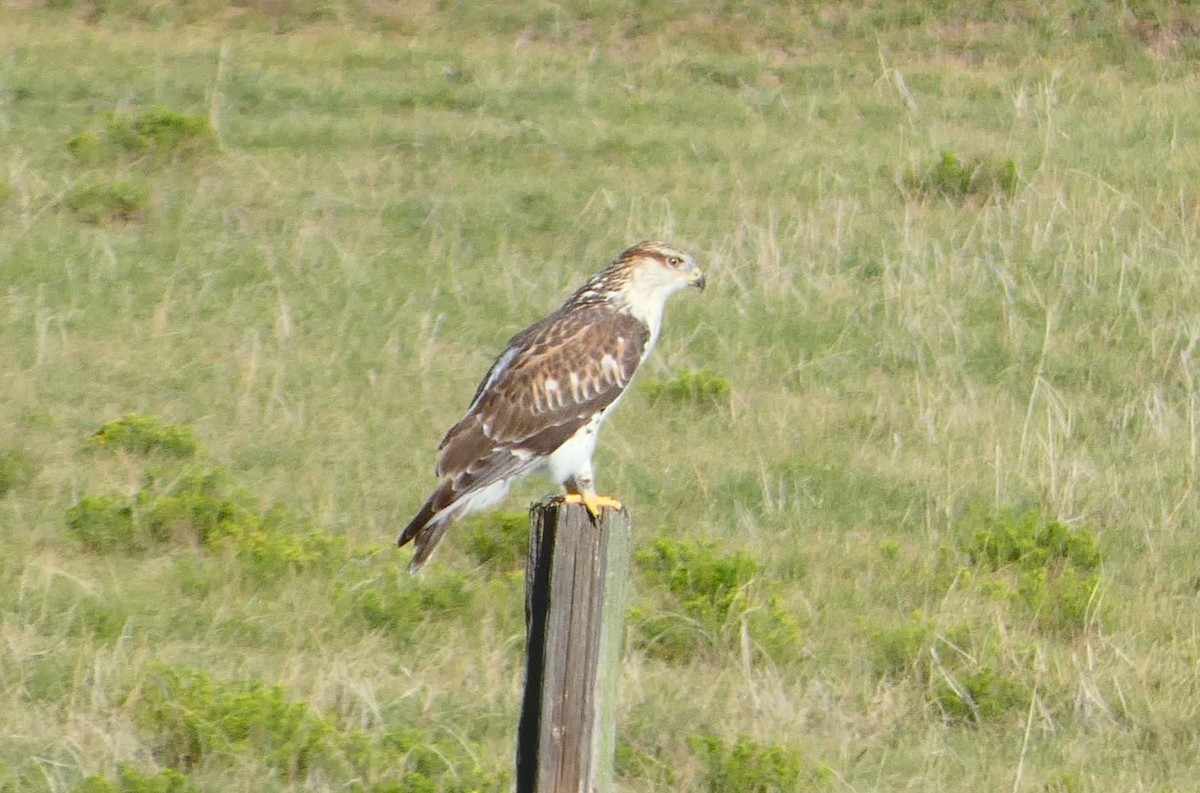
[398,241,705,571]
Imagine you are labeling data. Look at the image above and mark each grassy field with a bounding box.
[4,2,1200,790]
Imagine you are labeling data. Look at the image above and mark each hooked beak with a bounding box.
[691,270,707,292]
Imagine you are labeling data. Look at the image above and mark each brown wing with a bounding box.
[435,304,649,495]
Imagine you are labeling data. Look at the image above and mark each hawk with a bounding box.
[398,241,705,571]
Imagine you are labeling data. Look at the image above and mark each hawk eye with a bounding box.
[667,256,682,267]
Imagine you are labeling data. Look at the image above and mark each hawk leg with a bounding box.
[561,492,623,519]
[561,472,622,520]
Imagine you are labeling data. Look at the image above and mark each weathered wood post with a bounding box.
[516,499,632,793]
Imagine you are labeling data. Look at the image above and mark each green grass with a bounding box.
[4,1,1200,790]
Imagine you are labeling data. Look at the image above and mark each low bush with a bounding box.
[640,369,731,409]
[965,509,1105,634]
[0,446,37,496]
[460,511,528,570]
[351,567,475,641]
[932,664,1030,724]
[134,663,338,778]
[633,538,802,662]
[902,151,1019,203]
[128,664,510,791]
[64,179,149,225]
[66,464,347,577]
[88,415,199,458]
[72,765,197,793]
[69,108,216,165]
[690,733,804,793]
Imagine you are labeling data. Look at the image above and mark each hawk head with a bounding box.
[612,240,705,295]
[568,241,704,331]
[586,240,704,316]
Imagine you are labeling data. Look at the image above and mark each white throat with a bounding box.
[615,267,689,348]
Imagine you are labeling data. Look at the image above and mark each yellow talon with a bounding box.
[561,493,624,519]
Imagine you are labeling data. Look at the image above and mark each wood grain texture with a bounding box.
[517,501,632,793]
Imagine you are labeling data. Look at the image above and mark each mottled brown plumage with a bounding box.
[399,241,704,571]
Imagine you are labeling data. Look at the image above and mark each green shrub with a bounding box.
[1044,771,1084,792]
[69,108,216,166]
[67,132,105,164]
[933,665,1029,724]
[629,606,708,661]
[66,465,346,575]
[867,612,936,681]
[633,538,802,662]
[460,511,528,570]
[211,504,348,578]
[633,538,755,659]
[877,540,901,562]
[640,369,731,409]
[615,738,676,788]
[134,663,338,778]
[67,494,139,552]
[863,615,1034,724]
[137,468,247,547]
[66,468,248,553]
[88,415,199,458]
[690,734,804,793]
[903,151,1019,203]
[129,666,509,791]
[72,765,197,793]
[17,572,129,641]
[107,109,216,160]
[1017,565,1102,634]
[968,510,1101,573]
[637,538,758,625]
[65,179,149,224]
[352,568,474,640]
[371,726,509,792]
[0,446,36,496]
[964,510,1105,633]
[865,612,977,683]
[147,470,346,575]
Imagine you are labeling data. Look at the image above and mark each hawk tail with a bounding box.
[398,478,513,572]
[397,484,462,573]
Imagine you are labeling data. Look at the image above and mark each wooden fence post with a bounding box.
[516,499,632,793]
